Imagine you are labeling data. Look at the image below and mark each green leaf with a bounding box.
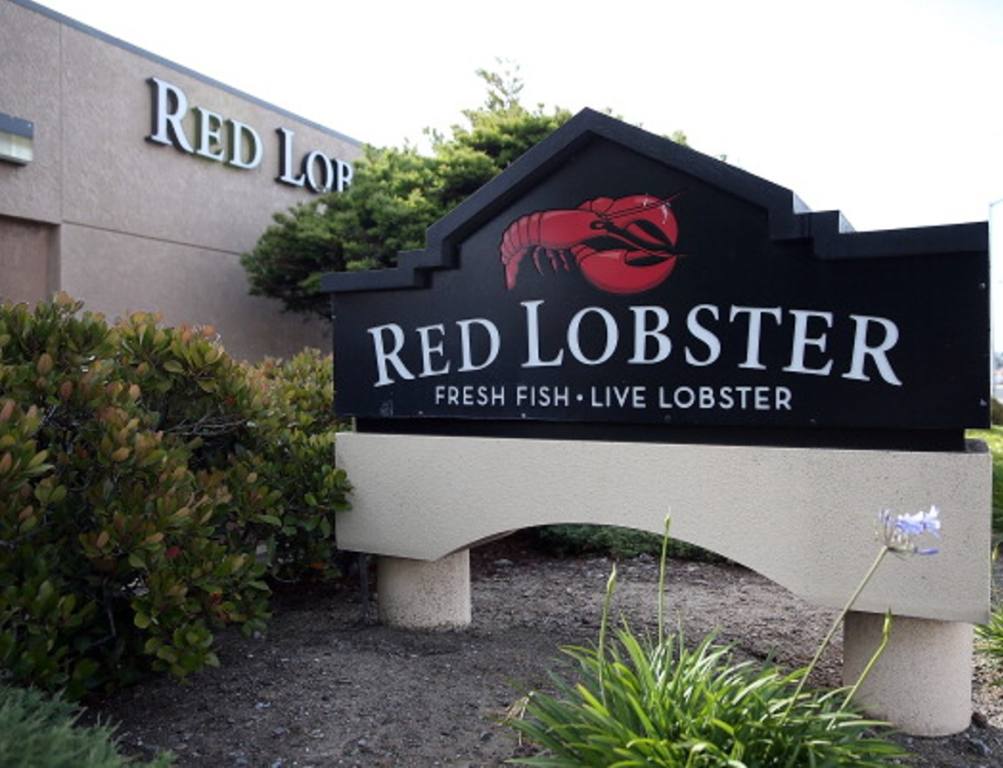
[156,646,178,664]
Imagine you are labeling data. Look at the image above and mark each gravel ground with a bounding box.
[90,535,1003,767]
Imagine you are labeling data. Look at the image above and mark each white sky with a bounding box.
[28,0,1003,351]
[34,0,1003,232]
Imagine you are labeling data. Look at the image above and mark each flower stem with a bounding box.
[657,513,672,647]
[781,545,889,722]
[840,609,893,712]
[598,563,617,707]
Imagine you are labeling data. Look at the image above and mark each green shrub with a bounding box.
[0,297,348,697]
[249,349,350,578]
[116,313,349,579]
[534,524,722,562]
[0,683,172,767]
[992,398,1003,426]
[967,427,1003,534]
[511,630,905,767]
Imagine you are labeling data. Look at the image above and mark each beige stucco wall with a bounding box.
[0,3,62,224]
[61,224,326,359]
[57,23,358,255]
[0,1,360,358]
[336,432,992,625]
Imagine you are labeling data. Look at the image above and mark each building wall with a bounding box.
[60,225,322,359]
[0,3,62,225]
[0,215,57,304]
[0,0,363,359]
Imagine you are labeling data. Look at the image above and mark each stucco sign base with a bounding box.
[337,432,991,735]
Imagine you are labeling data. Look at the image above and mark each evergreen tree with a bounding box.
[241,65,571,319]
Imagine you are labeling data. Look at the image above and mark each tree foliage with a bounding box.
[241,66,572,319]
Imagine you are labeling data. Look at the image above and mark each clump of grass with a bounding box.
[977,607,1003,664]
[0,684,173,767]
[508,509,943,766]
[967,426,1003,534]
[511,630,905,767]
[977,544,1003,672]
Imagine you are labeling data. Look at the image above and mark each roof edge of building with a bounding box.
[12,0,365,148]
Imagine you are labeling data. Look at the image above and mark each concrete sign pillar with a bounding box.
[376,550,471,629]
[843,611,974,736]
[338,432,990,736]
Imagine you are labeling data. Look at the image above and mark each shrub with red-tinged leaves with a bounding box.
[249,348,350,579]
[0,296,349,697]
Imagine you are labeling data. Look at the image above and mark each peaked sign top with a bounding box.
[322,109,989,450]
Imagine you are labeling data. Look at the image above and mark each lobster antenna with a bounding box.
[602,191,686,222]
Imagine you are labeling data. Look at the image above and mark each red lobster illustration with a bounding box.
[499,194,682,294]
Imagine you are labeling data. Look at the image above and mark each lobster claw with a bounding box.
[576,195,680,294]
[575,246,678,294]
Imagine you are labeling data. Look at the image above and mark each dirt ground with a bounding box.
[92,535,1003,767]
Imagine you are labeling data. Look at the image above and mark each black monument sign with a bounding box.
[322,111,989,449]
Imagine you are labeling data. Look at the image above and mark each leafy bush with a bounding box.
[534,524,722,562]
[0,297,348,697]
[992,398,1003,426]
[0,683,173,767]
[249,348,350,578]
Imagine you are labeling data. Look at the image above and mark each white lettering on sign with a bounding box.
[456,319,500,372]
[194,106,225,162]
[567,307,618,365]
[146,77,350,193]
[368,323,415,387]
[628,306,671,364]
[419,382,796,414]
[657,385,793,411]
[783,309,834,376]
[434,384,506,406]
[229,120,263,169]
[365,301,903,392]
[685,304,721,366]
[729,305,783,370]
[842,315,903,386]
[516,385,570,407]
[416,324,450,378]
[147,77,193,153]
[522,300,564,368]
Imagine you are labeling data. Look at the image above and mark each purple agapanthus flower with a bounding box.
[877,505,941,555]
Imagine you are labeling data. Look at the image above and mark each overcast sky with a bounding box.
[34,0,1003,232]
[27,0,1003,354]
